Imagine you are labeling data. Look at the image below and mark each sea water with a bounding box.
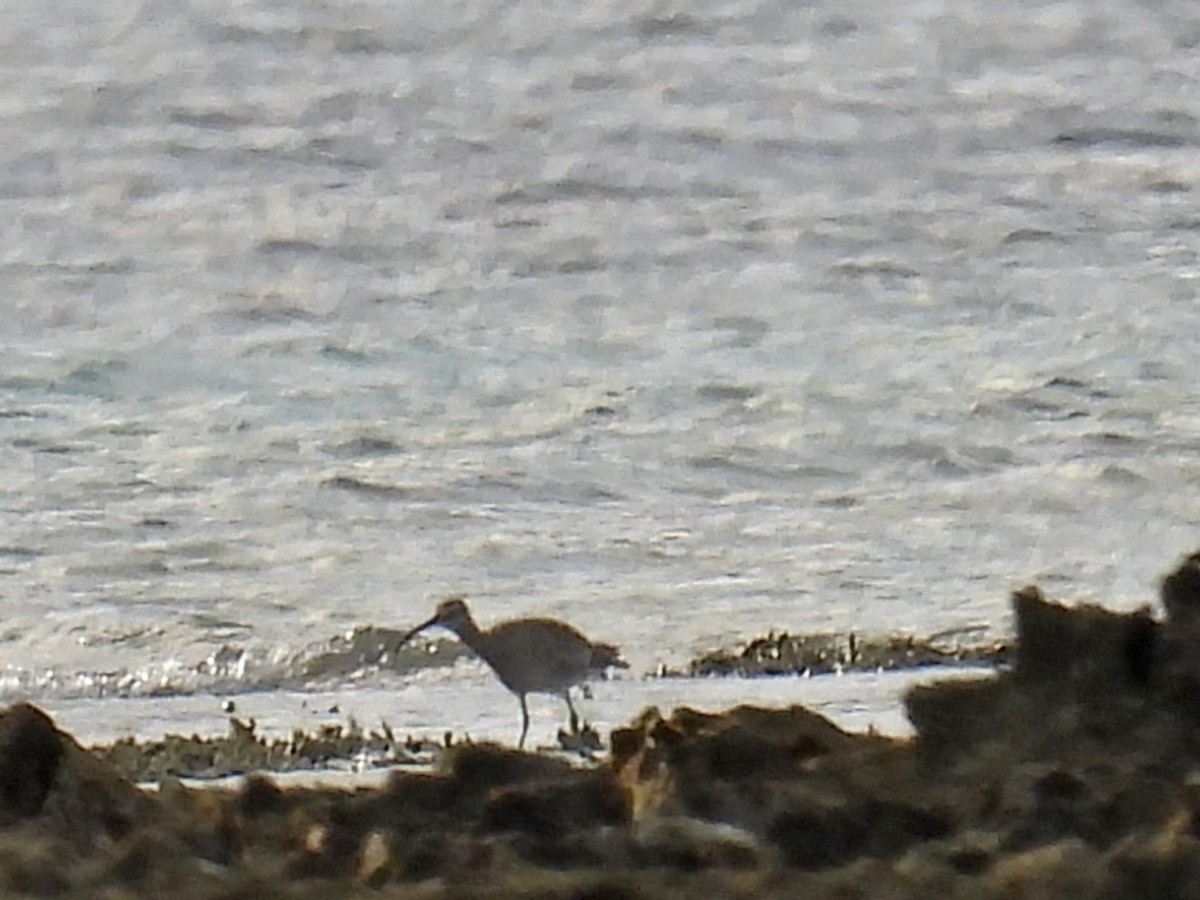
[2,0,1200,747]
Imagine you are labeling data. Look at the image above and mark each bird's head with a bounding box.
[402,596,473,643]
[430,596,471,628]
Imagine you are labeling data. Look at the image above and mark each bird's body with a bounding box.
[400,598,628,748]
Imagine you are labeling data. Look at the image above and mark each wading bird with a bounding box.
[400,597,628,749]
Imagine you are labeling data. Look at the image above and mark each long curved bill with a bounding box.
[398,614,440,648]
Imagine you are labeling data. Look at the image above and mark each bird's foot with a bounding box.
[557,722,603,755]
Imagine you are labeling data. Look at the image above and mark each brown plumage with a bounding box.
[400,597,628,748]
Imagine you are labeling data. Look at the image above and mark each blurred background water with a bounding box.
[2,0,1200,746]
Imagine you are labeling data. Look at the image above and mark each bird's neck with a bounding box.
[446,617,487,652]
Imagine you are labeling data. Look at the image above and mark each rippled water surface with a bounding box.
[3,0,1200,743]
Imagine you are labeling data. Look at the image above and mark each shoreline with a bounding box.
[0,552,1197,897]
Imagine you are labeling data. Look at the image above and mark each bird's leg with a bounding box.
[518,694,530,750]
[563,690,580,734]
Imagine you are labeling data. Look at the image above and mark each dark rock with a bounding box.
[1124,606,1159,686]
[0,704,63,821]
[442,742,580,799]
[1013,586,1159,692]
[1104,827,1200,900]
[1162,550,1200,625]
[369,769,454,832]
[768,798,950,869]
[611,703,937,874]
[571,879,648,900]
[0,830,74,895]
[237,773,287,818]
[630,816,768,871]
[481,771,628,837]
[0,703,156,849]
[904,677,1005,761]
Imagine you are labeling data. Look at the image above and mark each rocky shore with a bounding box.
[5,551,1200,898]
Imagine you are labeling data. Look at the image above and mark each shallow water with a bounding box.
[1,0,1199,743]
[41,666,956,752]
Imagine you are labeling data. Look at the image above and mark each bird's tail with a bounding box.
[592,641,629,671]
